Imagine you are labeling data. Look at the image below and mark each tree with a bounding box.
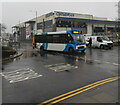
[1,23,7,33]
[118,2,120,35]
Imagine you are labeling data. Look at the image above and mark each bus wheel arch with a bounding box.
[40,46,44,51]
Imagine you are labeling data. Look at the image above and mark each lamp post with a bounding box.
[29,10,38,34]
[66,25,68,31]
[43,19,45,32]
[35,11,37,34]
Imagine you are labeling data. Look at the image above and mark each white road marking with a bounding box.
[46,63,65,67]
[112,63,119,66]
[0,68,42,83]
[94,60,100,62]
[2,68,30,75]
[104,62,111,64]
[46,63,78,72]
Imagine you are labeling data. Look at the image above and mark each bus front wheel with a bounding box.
[81,50,86,53]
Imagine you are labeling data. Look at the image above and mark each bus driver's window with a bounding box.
[68,34,73,43]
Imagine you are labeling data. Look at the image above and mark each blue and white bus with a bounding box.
[32,30,86,53]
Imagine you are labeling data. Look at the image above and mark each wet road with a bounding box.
[1,43,119,104]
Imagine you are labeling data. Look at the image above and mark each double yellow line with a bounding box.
[38,76,120,105]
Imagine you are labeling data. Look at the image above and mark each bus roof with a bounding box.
[36,30,82,35]
[36,31,66,35]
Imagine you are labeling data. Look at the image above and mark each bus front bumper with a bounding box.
[75,48,87,52]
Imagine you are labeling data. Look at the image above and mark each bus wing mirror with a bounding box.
[69,40,72,43]
[69,40,74,44]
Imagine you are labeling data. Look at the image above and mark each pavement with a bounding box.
[2,52,23,62]
[0,74,2,105]
[0,48,2,105]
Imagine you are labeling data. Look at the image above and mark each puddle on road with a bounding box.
[0,68,42,83]
[86,60,94,65]
[45,63,78,72]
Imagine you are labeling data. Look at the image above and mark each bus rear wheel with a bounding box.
[40,46,44,52]
[68,48,74,54]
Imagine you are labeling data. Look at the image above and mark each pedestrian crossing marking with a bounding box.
[0,68,42,83]
[46,63,78,72]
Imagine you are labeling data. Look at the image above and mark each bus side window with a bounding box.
[39,36,42,42]
[46,35,53,43]
[61,34,66,43]
[59,35,64,43]
[53,34,60,43]
[59,34,68,43]
[40,35,45,43]
[61,34,69,43]
[35,35,41,43]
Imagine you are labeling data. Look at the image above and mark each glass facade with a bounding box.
[56,20,87,28]
[37,20,53,30]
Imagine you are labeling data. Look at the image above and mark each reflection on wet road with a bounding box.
[4,43,118,67]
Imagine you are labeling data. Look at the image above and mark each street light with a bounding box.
[29,10,38,34]
[35,11,37,34]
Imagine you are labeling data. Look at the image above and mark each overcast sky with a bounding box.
[1,1,118,33]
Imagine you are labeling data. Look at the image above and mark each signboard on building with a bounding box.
[26,25,30,39]
[45,11,75,18]
[55,11,74,17]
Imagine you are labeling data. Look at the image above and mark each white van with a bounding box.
[84,35,113,49]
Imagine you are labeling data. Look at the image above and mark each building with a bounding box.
[0,24,1,36]
[118,1,120,20]
[118,1,120,36]
[13,11,118,41]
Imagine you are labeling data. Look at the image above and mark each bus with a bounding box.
[32,30,86,53]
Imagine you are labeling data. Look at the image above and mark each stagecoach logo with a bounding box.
[56,12,74,17]
[45,11,75,18]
